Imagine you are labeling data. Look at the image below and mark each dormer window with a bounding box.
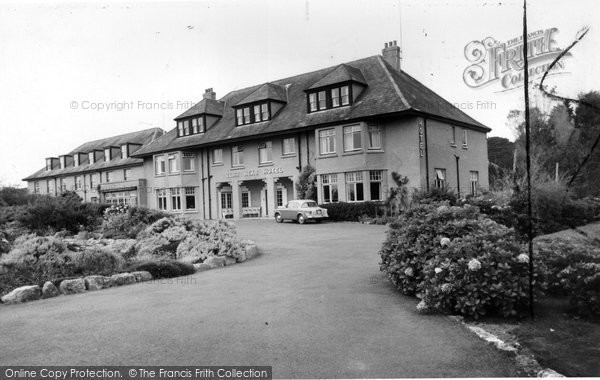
[88,152,95,164]
[307,84,351,113]
[235,101,271,126]
[46,158,52,171]
[59,156,65,169]
[177,116,205,137]
[121,145,128,159]
[104,148,111,162]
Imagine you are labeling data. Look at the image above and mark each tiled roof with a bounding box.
[235,83,288,106]
[132,55,490,157]
[23,128,164,181]
[307,63,367,89]
[174,98,225,120]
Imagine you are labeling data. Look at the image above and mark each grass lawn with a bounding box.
[514,297,600,377]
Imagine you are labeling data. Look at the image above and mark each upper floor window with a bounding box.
[235,102,271,126]
[183,120,190,136]
[451,126,457,146]
[121,145,128,159]
[462,129,468,148]
[319,129,336,155]
[183,153,195,172]
[123,168,131,180]
[154,155,166,175]
[212,148,223,164]
[232,146,244,167]
[88,152,95,165]
[258,141,273,164]
[343,125,362,152]
[307,84,351,113]
[59,156,65,169]
[177,121,184,137]
[168,153,179,173]
[104,148,111,162]
[105,171,113,183]
[282,137,296,156]
[368,124,382,149]
[46,158,52,171]
[177,117,205,137]
[74,155,79,167]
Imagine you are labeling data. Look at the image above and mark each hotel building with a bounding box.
[24,42,490,220]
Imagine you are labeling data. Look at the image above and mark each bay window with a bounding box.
[185,187,196,210]
[321,174,338,203]
[157,189,168,210]
[168,153,179,173]
[154,155,166,175]
[346,171,364,202]
[369,171,383,201]
[171,188,182,210]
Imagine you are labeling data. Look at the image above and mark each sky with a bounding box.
[0,0,598,186]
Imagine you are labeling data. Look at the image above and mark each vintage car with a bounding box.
[274,200,328,224]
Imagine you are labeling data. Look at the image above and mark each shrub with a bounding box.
[17,195,107,233]
[0,205,27,225]
[127,260,196,279]
[101,205,170,239]
[0,235,124,295]
[379,203,532,318]
[0,186,37,206]
[320,201,383,222]
[412,187,458,206]
[536,238,600,316]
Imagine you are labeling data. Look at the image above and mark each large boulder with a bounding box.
[42,281,60,299]
[111,273,136,286]
[244,241,258,260]
[84,275,106,291]
[204,256,226,269]
[1,285,41,304]
[224,256,237,266]
[131,271,152,282]
[194,263,212,272]
[59,278,86,295]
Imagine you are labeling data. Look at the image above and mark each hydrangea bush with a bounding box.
[379,203,533,318]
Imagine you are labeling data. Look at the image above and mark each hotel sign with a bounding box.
[226,167,284,179]
[463,27,570,91]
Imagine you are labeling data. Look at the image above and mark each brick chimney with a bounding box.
[382,40,402,71]
[203,88,216,100]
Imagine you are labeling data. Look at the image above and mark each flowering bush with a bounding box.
[379,202,532,318]
[536,238,600,316]
[134,217,244,264]
[101,206,170,239]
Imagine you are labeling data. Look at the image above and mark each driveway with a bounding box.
[0,220,517,378]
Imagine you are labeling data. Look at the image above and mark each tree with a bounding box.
[295,165,317,201]
[487,137,514,189]
[385,172,409,216]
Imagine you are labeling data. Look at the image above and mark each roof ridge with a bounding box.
[71,127,163,149]
[377,56,410,109]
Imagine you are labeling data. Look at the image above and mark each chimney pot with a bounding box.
[382,40,402,71]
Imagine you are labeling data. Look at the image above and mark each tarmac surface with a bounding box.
[0,219,518,378]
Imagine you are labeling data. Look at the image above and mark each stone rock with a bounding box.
[224,257,237,266]
[111,273,136,286]
[537,369,565,377]
[102,276,115,288]
[244,242,258,260]
[1,285,41,304]
[131,271,152,282]
[84,275,106,291]
[59,278,86,295]
[194,263,212,272]
[204,256,226,269]
[42,281,60,299]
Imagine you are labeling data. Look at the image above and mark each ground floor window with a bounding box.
[276,188,283,207]
[470,171,479,196]
[346,171,364,202]
[185,187,196,210]
[321,174,338,203]
[34,181,40,194]
[157,189,167,210]
[241,191,250,208]
[369,170,383,200]
[434,168,446,189]
[221,192,232,209]
[105,190,137,205]
[171,188,182,210]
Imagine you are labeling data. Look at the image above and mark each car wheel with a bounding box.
[275,213,283,223]
[297,214,306,224]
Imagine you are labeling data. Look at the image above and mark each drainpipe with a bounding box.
[424,118,430,191]
[455,154,461,198]
[206,150,212,219]
[200,148,206,219]
[297,132,302,172]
